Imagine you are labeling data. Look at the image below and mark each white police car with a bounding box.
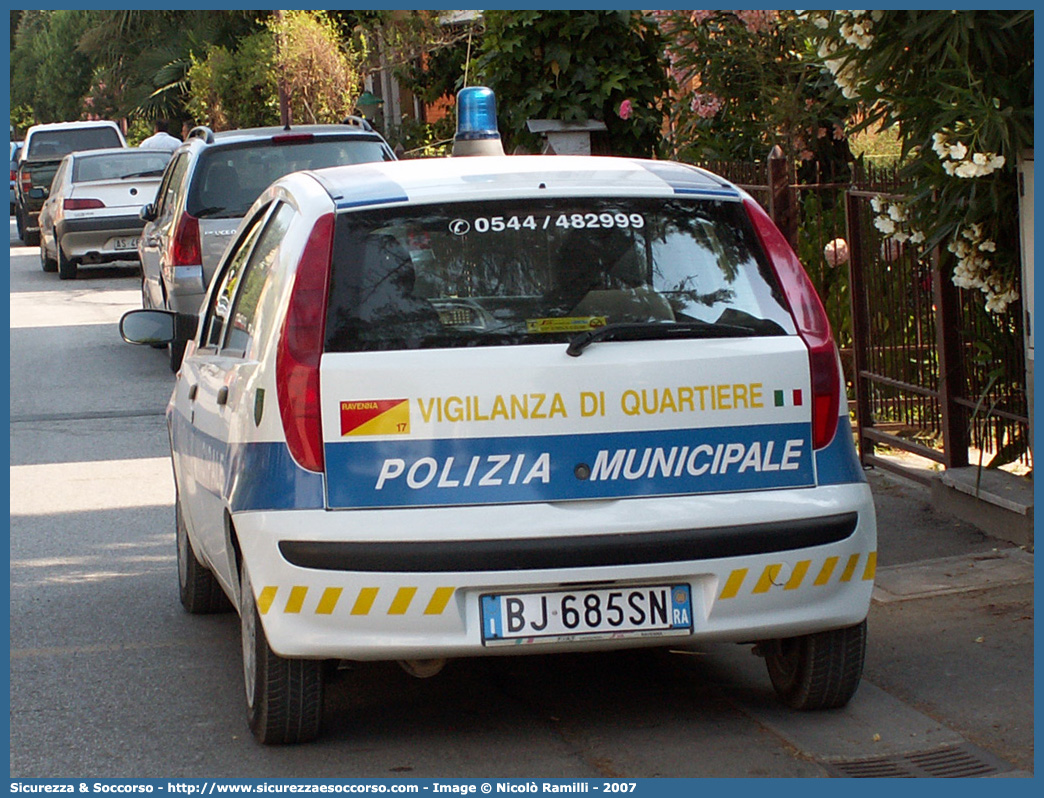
[121,88,876,744]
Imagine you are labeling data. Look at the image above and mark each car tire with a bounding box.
[763,619,866,710]
[16,207,26,242]
[39,236,57,273]
[57,246,78,280]
[169,338,187,372]
[24,225,40,247]
[176,499,231,614]
[240,565,324,745]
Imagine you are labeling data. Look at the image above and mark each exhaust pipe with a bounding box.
[398,658,448,678]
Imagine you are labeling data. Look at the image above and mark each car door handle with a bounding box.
[217,386,229,406]
[187,384,197,401]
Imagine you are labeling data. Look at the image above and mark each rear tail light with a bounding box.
[20,170,31,193]
[744,198,841,450]
[168,212,202,267]
[10,169,16,182]
[271,133,315,143]
[276,213,335,473]
[63,198,105,210]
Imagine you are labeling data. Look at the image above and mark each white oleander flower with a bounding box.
[874,216,896,235]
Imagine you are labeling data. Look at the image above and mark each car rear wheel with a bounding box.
[763,619,866,710]
[240,565,324,744]
[39,236,57,272]
[57,246,78,280]
[15,207,26,242]
[176,499,231,614]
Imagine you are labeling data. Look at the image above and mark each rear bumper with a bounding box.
[57,214,145,263]
[231,482,877,660]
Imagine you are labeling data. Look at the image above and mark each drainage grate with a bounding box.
[824,743,1012,778]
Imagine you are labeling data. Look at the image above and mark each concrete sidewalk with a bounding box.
[859,467,1034,774]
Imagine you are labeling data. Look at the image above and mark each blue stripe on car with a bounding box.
[325,423,815,509]
[169,406,324,512]
[638,161,740,198]
[813,420,866,485]
[325,167,409,210]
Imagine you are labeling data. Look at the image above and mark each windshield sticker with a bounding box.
[324,423,814,508]
[340,399,410,437]
[526,316,608,334]
[449,213,647,236]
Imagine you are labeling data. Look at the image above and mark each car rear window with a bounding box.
[324,197,796,353]
[187,137,393,219]
[27,127,123,158]
[72,151,170,183]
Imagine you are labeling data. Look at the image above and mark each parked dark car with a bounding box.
[15,120,126,246]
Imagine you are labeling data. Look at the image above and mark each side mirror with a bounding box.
[140,203,157,223]
[119,309,198,345]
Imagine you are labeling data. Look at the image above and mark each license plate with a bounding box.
[113,237,137,250]
[481,583,692,646]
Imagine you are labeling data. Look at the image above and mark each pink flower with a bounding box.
[824,238,850,267]
[690,92,723,119]
[618,99,633,120]
[735,10,778,34]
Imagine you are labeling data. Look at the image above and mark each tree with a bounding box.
[185,31,278,130]
[805,10,1033,314]
[474,10,669,158]
[10,10,94,125]
[185,11,364,131]
[76,11,259,124]
[267,10,364,125]
[659,10,851,174]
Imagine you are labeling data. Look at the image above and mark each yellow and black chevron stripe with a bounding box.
[257,585,456,616]
[718,551,876,600]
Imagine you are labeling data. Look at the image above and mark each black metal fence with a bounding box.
[708,155,1031,482]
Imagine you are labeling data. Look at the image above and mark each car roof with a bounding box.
[187,123,385,148]
[304,155,742,211]
[26,120,122,134]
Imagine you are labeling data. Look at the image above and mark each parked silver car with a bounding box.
[139,121,395,370]
[38,148,170,280]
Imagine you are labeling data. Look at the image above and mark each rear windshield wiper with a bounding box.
[566,320,755,357]
[194,206,228,218]
[120,169,165,179]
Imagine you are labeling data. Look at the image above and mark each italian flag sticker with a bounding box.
[774,389,804,407]
[340,399,410,436]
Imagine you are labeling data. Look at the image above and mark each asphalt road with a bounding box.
[8,220,1032,778]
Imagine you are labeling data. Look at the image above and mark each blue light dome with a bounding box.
[455,86,501,142]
